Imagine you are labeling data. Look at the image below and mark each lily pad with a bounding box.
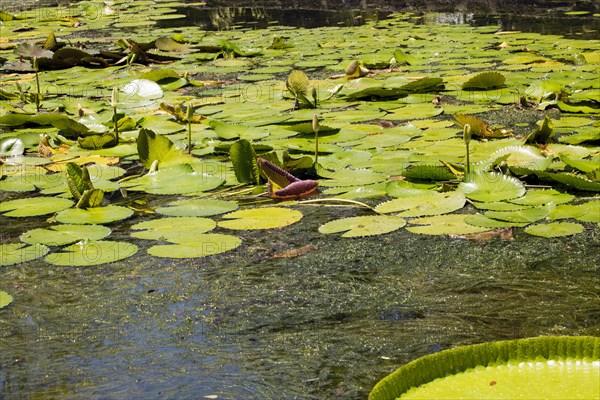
[318,168,387,187]
[155,199,238,217]
[131,217,216,242]
[375,191,465,217]
[459,172,525,202]
[549,201,600,223]
[0,243,49,267]
[45,241,138,266]
[319,215,406,237]
[462,72,506,90]
[484,207,550,223]
[525,222,585,238]
[0,291,13,309]
[55,205,133,225]
[508,189,574,206]
[407,214,490,235]
[0,197,74,217]
[370,336,599,400]
[147,234,242,258]
[20,224,111,246]
[218,207,302,230]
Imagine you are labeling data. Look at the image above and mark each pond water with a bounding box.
[1,1,599,400]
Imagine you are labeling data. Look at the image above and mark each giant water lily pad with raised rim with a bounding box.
[369,336,600,400]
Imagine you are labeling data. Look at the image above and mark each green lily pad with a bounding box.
[459,172,526,202]
[464,214,527,228]
[155,199,238,217]
[55,205,133,225]
[484,207,550,223]
[20,224,111,246]
[0,197,74,217]
[508,189,574,206]
[407,214,490,235]
[525,222,585,238]
[375,191,465,217]
[386,104,444,120]
[549,201,600,223]
[0,243,49,266]
[319,168,387,187]
[319,215,406,237]
[45,240,138,266]
[147,234,242,258]
[0,291,13,309]
[218,207,302,230]
[131,217,216,242]
[370,336,599,400]
[462,72,506,90]
[122,164,224,195]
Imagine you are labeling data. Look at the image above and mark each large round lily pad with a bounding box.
[147,234,242,258]
[131,217,216,242]
[218,207,303,230]
[0,243,50,266]
[0,197,73,217]
[20,224,111,246]
[369,336,599,400]
[459,172,525,202]
[45,241,138,266]
[0,291,14,309]
[155,199,238,217]
[319,215,406,237]
[524,222,585,238]
[407,214,491,236]
[55,205,133,225]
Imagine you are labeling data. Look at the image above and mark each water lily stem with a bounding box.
[33,57,40,112]
[113,104,119,144]
[187,120,192,154]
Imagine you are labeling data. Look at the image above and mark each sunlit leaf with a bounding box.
[0,291,13,309]
[0,243,49,267]
[155,199,238,217]
[459,172,525,202]
[55,205,133,224]
[407,214,490,235]
[319,215,406,237]
[218,207,302,230]
[524,222,585,237]
[131,217,216,242]
[147,234,242,258]
[45,241,138,266]
[20,224,111,246]
[0,197,73,217]
[462,72,506,90]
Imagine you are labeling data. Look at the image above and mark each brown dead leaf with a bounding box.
[272,244,318,259]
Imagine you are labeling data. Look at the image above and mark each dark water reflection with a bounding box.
[159,5,599,39]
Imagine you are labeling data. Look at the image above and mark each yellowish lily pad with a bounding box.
[319,215,406,237]
[218,207,303,230]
